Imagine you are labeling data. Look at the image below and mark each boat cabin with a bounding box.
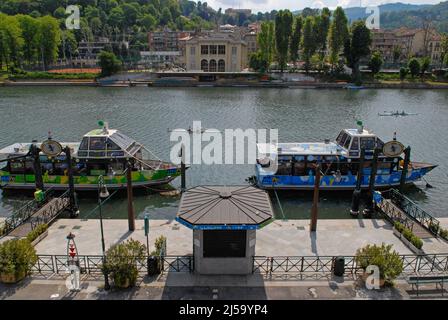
[256,128,400,178]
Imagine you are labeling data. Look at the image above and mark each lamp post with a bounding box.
[98,175,110,291]
[310,163,322,232]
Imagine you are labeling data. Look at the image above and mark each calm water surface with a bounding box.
[0,87,447,220]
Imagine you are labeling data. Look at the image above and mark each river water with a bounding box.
[0,87,447,220]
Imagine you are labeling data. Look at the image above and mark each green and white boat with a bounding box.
[0,123,181,191]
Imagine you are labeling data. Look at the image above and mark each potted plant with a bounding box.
[355,243,404,287]
[102,239,146,289]
[440,228,448,241]
[0,239,38,283]
[26,223,49,246]
[393,221,424,254]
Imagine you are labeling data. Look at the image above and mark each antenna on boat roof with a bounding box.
[393,132,397,141]
[47,131,52,140]
[98,120,109,134]
[356,120,363,133]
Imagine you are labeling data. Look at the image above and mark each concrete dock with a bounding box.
[34,218,426,256]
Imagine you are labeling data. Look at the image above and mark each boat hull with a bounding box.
[255,165,435,191]
[0,168,180,191]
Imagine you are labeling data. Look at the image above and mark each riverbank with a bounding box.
[3,79,448,89]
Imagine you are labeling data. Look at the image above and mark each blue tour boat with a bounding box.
[254,124,436,191]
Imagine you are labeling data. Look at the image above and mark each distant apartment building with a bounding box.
[371,28,442,64]
[225,8,252,17]
[184,32,248,72]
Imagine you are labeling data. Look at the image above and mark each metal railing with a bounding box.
[31,254,194,276]
[30,190,71,230]
[0,188,56,237]
[388,189,441,236]
[252,254,448,278]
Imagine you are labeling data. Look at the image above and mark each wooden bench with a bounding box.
[407,274,448,296]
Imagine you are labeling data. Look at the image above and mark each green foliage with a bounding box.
[249,51,268,72]
[257,21,275,68]
[153,235,166,256]
[289,16,302,63]
[98,50,121,77]
[395,222,424,250]
[440,228,448,240]
[399,67,409,80]
[369,51,383,76]
[428,221,440,234]
[344,20,372,82]
[102,239,146,288]
[355,243,403,285]
[328,7,349,66]
[420,56,431,75]
[275,10,293,72]
[302,16,316,72]
[408,58,421,78]
[26,224,48,243]
[0,239,37,277]
[10,71,98,79]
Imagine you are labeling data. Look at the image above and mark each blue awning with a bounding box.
[176,217,259,230]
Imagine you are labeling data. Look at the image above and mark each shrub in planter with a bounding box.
[440,228,448,240]
[26,224,48,243]
[402,228,413,242]
[102,239,146,289]
[428,222,440,234]
[355,243,403,286]
[410,236,423,250]
[394,221,404,233]
[0,239,38,283]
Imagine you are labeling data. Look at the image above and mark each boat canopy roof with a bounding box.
[257,128,385,159]
[0,127,143,161]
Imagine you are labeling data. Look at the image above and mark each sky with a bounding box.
[203,0,443,12]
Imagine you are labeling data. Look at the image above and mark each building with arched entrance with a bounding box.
[184,32,248,72]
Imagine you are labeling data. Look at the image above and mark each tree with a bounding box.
[399,67,408,81]
[139,14,156,31]
[408,58,420,78]
[328,7,348,68]
[441,34,448,67]
[17,15,40,65]
[393,45,401,64]
[420,56,431,76]
[315,8,331,62]
[302,16,316,73]
[274,10,293,72]
[98,51,121,76]
[289,16,302,64]
[257,21,275,69]
[344,21,371,82]
[38,16,61,69]
[160,7,173,26]
[369,51,383,77]
[444,53,448,68]
[0,14,24,70]
[249,51,268,72]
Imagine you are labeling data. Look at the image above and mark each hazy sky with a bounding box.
[204,0,442,11]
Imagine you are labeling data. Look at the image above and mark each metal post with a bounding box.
[351,148,365,216]
[31,143,44,191]
[363,148,380,217]
[65,146,78,217]
[126,161,135,231]
[98,179,110,291]
[399,147,411,193]
[310,163,321,232]
[180,144,186,193]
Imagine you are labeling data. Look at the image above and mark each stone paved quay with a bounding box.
[34,218,421,256]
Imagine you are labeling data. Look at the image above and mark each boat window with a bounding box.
[338,133,349,147]
[292,156,306,176]
[106,139,121,151]
[376,138,384,151]
[79,138,89,150]
[89,137,106,150]
[343,136,352,149]
[10,161,24,173]
[276,161,292,175]
[360,137,375,150]
[350,138,359,151]
[336,131,345,145]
